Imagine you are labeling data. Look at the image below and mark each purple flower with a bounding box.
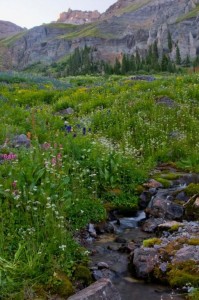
[82,127,86,135]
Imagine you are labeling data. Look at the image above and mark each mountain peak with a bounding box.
[56,8,101,25]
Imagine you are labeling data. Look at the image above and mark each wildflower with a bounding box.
[12,181,17,188]
[66,125,72,133]
[27,132,31,139]
[1,153,17,160]
[83,127,86,135]
[59,245,67,251]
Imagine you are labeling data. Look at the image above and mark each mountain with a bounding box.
[0,20,24,39]
[0,0,199,70]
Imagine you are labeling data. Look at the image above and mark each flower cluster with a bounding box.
[0,153,17,160]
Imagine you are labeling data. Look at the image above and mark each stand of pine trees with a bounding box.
[51,43,199,76]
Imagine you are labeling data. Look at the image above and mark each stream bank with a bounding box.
[78,166,199,300]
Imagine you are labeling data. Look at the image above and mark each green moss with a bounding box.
[135,185,145,194]
[169,224,182,232]
[187,238,199,246]
[167,261,199,287]
[161,173,181,180]
[143,238,161,248]
[185,183,199,196]
[74,265,92,285]
[153,177,171,188]
[50,271,74,297]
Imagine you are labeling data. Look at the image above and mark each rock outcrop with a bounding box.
[57,8,100,25]
[1,0,199,69]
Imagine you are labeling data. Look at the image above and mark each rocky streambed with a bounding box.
[71,165,199,300]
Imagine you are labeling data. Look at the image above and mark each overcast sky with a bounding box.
[0,0,116,29]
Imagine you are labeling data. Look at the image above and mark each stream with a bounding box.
[87,212,185,300]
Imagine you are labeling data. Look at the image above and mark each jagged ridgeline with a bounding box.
[0,0,199,73]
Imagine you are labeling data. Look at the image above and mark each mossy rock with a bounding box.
[184,196,199,221]
[160,173,182,180]
[50,271,74,297]
[167,260,199,287]
[153,177,171,188]
[74,265,92,285]
[143,238,161,247]
[187,238,199,246]
[185,183,199,196]
[135,185,145,194]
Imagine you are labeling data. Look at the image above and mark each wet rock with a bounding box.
[11,134,30,148]
[179,174,199,185]
[107,244,121,251]
[119,242,136,254]
[97,262,109,269]
[142,218,165,233]
[146,195,184,220]
[165,203,184,220]
[68,278,121,300]
[143,179,163,189]
[92,269,116,281]
[175,191,189,203]
[139,191,152,209]
[132,247,159,279]
[115,237,127,243]
[95,222,115,234]
[88,224,97,238]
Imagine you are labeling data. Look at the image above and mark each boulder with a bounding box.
[88,224,97,238]
[132,247,159,279]
[146,196,184,220]
[143,179,163,189]
[156,96,177,107]
[172,246,199,263]
[142,218,165,233]
[68,278,121,300]
[11,134,31,148]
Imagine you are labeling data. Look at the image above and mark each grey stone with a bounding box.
[68,278,121,300]
[97,262,109,269]
[156,96,177,107]
[132,247,159,279]
[11,134,31,148]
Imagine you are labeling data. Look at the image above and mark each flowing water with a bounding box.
[88,212,185,300]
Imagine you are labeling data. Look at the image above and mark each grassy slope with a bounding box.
[176,4,199,22]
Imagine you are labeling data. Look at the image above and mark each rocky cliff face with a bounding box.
[1,0,199,70]
[0,20,24,39]
[56,8,100,25]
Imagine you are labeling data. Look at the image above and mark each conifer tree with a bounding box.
[168,31,173,52]
[161,54,169,71]
[113,58,121,74]
[176,45,181,65]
